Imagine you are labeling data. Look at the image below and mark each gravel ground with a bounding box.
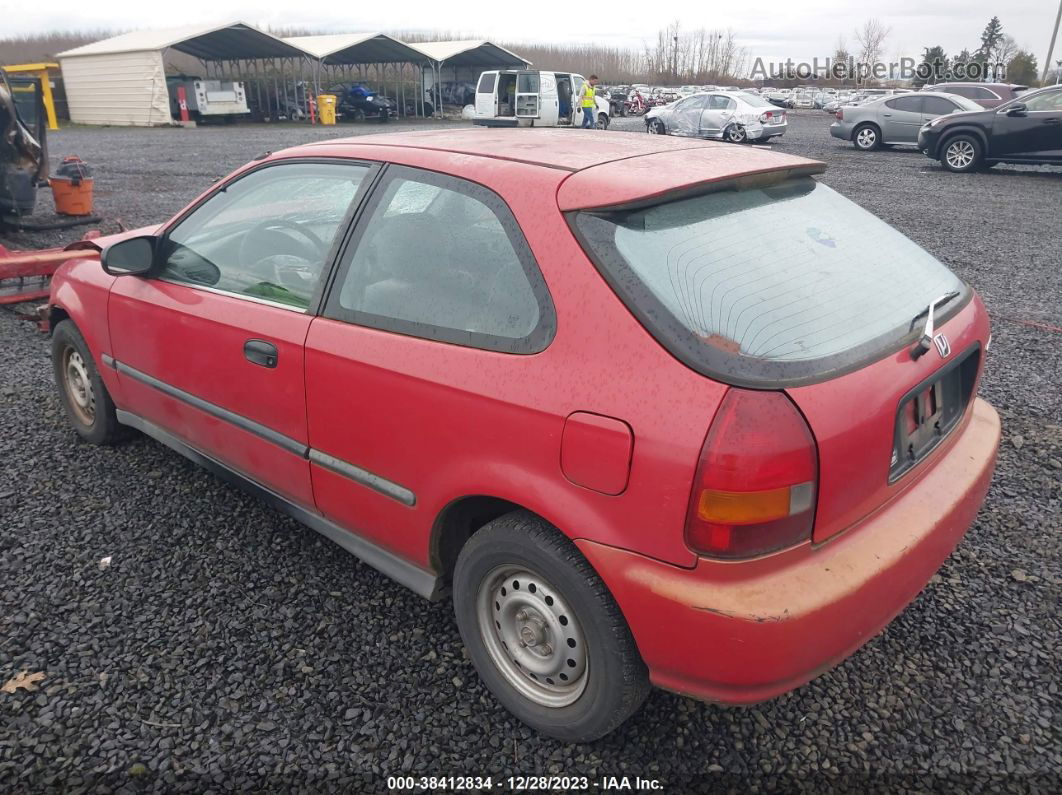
[1,112,1059,792]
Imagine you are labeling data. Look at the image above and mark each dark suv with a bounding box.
[929,82,1028,109]
[918,85,1062,172]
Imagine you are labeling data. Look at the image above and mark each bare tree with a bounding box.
[854,19,890,85]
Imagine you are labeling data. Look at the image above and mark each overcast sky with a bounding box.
[2,1,1058,66]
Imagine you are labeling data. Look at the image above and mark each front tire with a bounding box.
[647,119,665,135]
[596,113,609,130]
[853,123,882,151]
[940,134,983,173]
[51,320,125,445]
[453,511,649,741]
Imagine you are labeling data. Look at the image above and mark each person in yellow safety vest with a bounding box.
[580,75,600,128]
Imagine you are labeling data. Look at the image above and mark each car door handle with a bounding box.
[882,112,892,117]
[1044,118,1060,125]
[244,339,278,368]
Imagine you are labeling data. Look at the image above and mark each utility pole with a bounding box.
[1042,0,1062,85]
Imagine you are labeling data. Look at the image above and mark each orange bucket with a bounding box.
[50,177,94,216]
[50,156,95,216]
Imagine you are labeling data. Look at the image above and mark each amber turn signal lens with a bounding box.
[698,486,792,525]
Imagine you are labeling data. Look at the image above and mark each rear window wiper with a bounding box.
[909,290,961,360]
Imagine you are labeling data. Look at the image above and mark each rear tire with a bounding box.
[725,124,748,144]
[51,320,125,445]
[853,123,882,151]
[940,135,983,173]
[453,511,649,741]
[596,113,609,130]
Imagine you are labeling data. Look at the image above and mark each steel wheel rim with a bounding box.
[476,565,588,708]
[857,128,875,148]
[63,347,95,425]
[946,141,974,169]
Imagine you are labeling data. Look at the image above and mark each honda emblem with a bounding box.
[933,333,951,358]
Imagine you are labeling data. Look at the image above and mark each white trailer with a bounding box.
[473,70,610,128]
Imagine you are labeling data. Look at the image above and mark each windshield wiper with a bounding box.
[910,291,961,360]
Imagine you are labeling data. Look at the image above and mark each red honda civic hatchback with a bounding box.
[47,129,1000,741]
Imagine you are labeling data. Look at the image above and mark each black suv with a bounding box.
[917,85,1062,172]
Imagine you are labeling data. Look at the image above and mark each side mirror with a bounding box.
[1004,103,1027,116]
[100,235,157,276]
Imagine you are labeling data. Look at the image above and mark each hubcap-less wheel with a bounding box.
[856,127,877,149]
[946,140,976,170]
[476,565,588,708]
[63,347,95,425]
[647,120,663,134]
[726,125,747,143]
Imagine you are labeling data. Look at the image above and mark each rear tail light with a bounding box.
[836,109,843,120]
[759,111,771,123]
[685,389,818,559]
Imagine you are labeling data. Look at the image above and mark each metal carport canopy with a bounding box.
[409,40,531,68]
[282,33,427,65]
[56,21,308,61]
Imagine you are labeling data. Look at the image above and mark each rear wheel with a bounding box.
[725,124,748,144]
[596,113,609,130]
[940,135,983,173]
[453,511,649,741]
[853,123,882,151]
[51,320,124,445]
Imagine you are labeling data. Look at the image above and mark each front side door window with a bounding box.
[159,161,371,310]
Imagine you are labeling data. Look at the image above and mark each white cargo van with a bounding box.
[473,70,610,128]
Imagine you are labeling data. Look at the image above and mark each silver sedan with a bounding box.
[646,91,787,143]
[829,92,982,150]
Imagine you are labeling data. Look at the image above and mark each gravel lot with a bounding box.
[1,112,1059,792]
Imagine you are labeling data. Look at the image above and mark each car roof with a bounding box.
[290,129,824,211]
[296,127,789,172]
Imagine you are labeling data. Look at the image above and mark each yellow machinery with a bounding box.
[1,63,59,130]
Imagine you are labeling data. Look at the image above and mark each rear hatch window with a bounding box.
[572,176,967,388]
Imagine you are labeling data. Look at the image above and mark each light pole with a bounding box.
[1042,0,1062,85]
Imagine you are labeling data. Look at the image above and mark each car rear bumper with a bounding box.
[576,397,1000,705]
[829,121,854,140]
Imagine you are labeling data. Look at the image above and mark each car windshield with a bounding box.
[573,176,966,386]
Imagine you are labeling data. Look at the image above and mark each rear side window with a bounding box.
[572,177,966,387]
[325,166,555,353]
[886,96,922,113]
[923,96,959,115]
[477,73,496,93]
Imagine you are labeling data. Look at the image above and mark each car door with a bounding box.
[667,95,707,136]
[571,75,586,124]
[699,95,734,137]
[474,71,499,118]
[107,160,374,506]
[992,89,1062,160]
[880,95,924,142]
[303,165,555,564]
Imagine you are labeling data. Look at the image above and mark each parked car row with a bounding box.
[829,85,1061,172]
